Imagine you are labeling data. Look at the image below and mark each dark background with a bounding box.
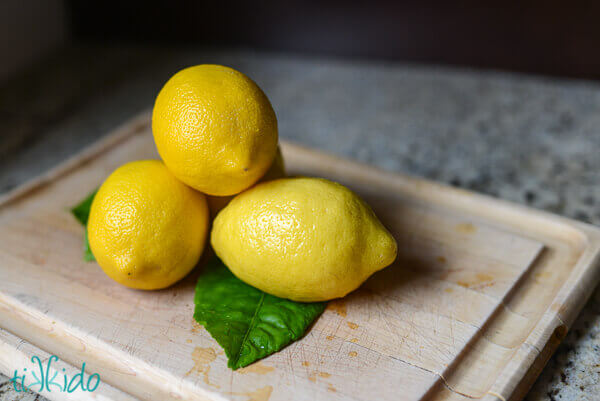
[67,0,600,80]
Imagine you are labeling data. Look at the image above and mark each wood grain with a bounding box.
[0,112,598,401]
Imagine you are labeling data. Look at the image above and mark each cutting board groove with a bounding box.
[0,112,599,401]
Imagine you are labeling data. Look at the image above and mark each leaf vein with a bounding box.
[234,291,265,367]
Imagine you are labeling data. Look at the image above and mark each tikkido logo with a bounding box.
[10,355,101,394]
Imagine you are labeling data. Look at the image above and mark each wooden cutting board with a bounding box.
[0,112,599,401]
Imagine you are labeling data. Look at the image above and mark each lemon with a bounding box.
[152,64,278,196]
[88,160,209,290]
[211,177,397,301]
[207,146,285,216]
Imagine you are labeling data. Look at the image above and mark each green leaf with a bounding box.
[194,257,326,369]
[71,190,98,261]
[71,189,97,225]
[83,229,95,261]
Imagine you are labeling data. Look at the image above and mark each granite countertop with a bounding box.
[1,45,599,400]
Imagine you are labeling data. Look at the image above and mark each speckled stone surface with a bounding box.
[1,45,599,400]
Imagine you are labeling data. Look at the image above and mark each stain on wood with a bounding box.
[238,362,275,375]
[185,347,218,388]
[457,273,495,289]
[455,222,477,234]
[227,386,273,401]
[327,299,347,317]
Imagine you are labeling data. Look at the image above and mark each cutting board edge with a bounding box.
[0,111,152,210]
[0,326,139,401]
[1,111,599,401]
[492,224,600,401]
[0,289,225,401]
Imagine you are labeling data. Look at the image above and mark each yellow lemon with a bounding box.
[152,64,278,196]
[206,146,285,216]
[211,177,397,301]
[88,160,209,290]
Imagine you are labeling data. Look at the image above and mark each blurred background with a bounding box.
[4,0,600,180]
[4,0,600,82]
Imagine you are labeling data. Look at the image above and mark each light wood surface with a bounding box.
[0,112,598,401]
